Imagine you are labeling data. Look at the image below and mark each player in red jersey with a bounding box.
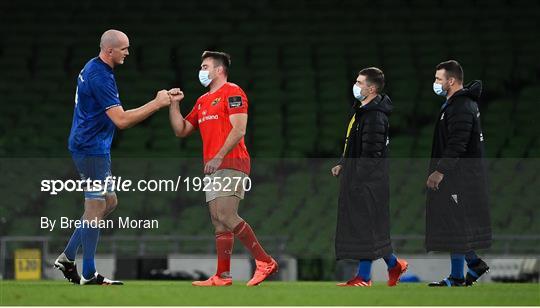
[169,51,278,287]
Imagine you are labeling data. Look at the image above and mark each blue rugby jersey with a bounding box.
[68,57,121,154]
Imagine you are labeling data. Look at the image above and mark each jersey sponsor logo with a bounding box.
[228,96,242,108]
[211,97,221,106]
[198,114,219,124]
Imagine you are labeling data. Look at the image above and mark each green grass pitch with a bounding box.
[1,281,539,306]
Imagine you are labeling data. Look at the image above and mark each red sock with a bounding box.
[215,231,234,276]
[233,221,272,263]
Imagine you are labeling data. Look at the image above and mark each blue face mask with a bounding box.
[433,82,447,96]
[198,70,212,87]
[353,84,365,101]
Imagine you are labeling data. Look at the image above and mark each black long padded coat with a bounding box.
[426,80,492,253]
[335,94,394,260]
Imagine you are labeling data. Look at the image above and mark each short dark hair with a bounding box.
[201,50,231,75]
[436,60,463,82]
[359,67,385,93]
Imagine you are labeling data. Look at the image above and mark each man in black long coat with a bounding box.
[426,60,492,287]
[331,67,408,287]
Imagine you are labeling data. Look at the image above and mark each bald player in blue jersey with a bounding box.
[53,29,182,285]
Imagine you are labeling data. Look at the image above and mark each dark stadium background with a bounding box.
[0,0,538,282]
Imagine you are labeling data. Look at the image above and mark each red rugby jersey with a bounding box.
[185,82,250,175]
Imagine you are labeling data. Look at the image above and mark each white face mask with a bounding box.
[353,84,365,101]
[198,70,212,87]
[433,82,447,96]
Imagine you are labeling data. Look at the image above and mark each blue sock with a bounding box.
[465,251,480,267]
[64,227,81,261]
[81,226,100,279]
[356,260,372,281]
[450,253,465,280]
[383,253,398,269]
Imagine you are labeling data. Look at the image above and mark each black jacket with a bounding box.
[335,94,394,260]
[426,80,492,253]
